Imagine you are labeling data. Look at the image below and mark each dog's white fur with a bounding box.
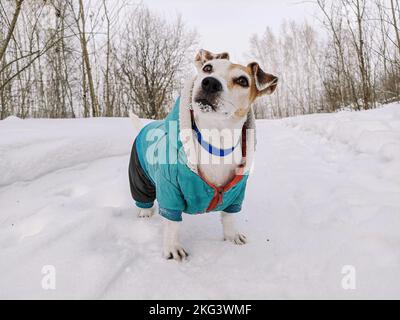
[131,50,277,261]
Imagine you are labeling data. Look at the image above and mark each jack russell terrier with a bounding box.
[129,49,278,261]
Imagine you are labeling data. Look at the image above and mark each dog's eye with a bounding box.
[236,76,249,88]
[203,64,213,73]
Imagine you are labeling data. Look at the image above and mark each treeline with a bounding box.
[0,0,197,119]
[0,0,399,120]
[251,0,400,118]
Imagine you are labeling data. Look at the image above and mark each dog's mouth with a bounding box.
[195,98,217,112]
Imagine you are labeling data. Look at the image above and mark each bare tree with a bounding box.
[100,0,126,117]
[118,6,197,119]
[250,0,400,117]
[251,21,326,118]
[0,0,67,119]
[68,0,100,117]
[390,0,400,55]
[2,1,397,121]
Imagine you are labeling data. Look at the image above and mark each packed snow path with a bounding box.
[0,104,399,299]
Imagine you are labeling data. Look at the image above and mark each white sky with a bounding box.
[141,0,318,63]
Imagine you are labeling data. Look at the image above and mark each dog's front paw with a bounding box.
[138,208,154,218]
[164,244,189,261]
[224,233,247,245]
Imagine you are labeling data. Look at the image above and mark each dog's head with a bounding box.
[192,49,278,120]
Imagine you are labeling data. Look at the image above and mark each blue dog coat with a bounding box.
[128,97,256,222]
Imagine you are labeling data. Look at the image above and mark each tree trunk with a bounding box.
[0,0,24,62]
[78,0,99,117]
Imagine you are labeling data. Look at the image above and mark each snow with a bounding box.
[0,104,399,299]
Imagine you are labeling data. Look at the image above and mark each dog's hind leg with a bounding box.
[221,212,247,245]
[138,207,155,218]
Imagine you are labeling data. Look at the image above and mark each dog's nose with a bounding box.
[202,77,222,94]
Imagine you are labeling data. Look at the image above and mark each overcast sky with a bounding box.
[141,0,318,63]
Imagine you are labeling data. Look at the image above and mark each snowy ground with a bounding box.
[0,103,399,299]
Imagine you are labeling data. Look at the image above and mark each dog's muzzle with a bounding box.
[195,77,222,112]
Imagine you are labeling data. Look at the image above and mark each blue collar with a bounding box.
[191,117,241,157]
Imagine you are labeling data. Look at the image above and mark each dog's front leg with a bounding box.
[163,220,189,261]
[221,212,247,245]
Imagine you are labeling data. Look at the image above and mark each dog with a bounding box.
[129,49,278,261]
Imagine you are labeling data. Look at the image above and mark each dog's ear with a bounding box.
[248,62,278,96]
[195,49,230,70]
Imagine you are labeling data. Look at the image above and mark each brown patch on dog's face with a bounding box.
[230,63,278,118]
[225,64,255,118]
[192,49,278,121]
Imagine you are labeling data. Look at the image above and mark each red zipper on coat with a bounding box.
[199,167,245,212]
